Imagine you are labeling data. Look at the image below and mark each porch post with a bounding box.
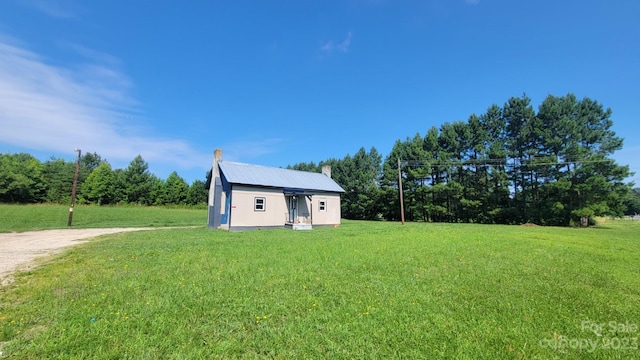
[307,195,313,225]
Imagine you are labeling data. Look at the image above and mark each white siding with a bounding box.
[229,186,288,227]
[311,193,341,225]
[228,186,341,228]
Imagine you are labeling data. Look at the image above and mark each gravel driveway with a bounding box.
[0,228,155,286]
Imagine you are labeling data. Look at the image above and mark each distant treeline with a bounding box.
[2,93,639,225]
[0,153,207,206]
[288,93,639,226]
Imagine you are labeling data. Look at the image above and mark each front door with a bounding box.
[288,195,298,223]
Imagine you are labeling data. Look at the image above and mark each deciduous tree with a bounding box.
[81,162,115,205]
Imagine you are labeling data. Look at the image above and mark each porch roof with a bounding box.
[283,188,317,196]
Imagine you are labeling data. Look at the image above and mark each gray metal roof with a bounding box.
[219,161,345,193]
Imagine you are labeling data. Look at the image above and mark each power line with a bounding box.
[399,158,614,168]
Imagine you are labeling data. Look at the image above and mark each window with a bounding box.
[319,200,326,212]
[254,197,266,211]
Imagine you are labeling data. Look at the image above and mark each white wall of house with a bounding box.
[229,186,288,228]
[310,193,341,225]
[228,185,341,228]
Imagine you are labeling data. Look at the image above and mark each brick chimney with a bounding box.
[208,148,224,229]
[213,149,222,178]
[208,149,222,206]
[321,165,331,178]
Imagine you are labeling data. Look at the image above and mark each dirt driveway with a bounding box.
[0,228,155,286]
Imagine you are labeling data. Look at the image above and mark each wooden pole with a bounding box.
[67,148,81,227]
[398,158,405,225]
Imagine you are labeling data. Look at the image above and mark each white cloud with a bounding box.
[61,41,123,67]
[220,138,285,163]
[22,0,79,18]
[0,35,206,172]
[321,32,353,54]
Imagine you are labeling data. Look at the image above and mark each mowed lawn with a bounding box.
[0,204,206,232]
[1,216,639,358]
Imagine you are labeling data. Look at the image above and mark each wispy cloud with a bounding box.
[61,41,123,67]
[321,32,353,54]
[21,0,79,18]
[221,138,285,163]
[0,35,205,172]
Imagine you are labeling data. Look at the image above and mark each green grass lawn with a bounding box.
[1,219,639,358]
[0,204,206,232]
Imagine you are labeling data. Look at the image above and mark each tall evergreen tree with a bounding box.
[478,104,509,222]
[380,139,407,221]
[42,157,75,203]
[149,176,167,206]
[421,126,443,222]
[165,171,189,205]
[624,188,640,216]
[331,147,383,220]
[187,179,208,205]
[123,155,153,205]
[287,162,319,172]
[503,95,537,223]
[79,152,103,179]
[464,114,487,222]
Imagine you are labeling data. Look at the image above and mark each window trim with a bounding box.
[254,197,266,212]
[319,200,327,212]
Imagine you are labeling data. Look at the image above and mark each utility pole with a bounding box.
[398,158,405,225]
[68,148,81,227]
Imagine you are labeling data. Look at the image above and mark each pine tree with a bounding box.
[123,155,153,205]
[165,171,189,205]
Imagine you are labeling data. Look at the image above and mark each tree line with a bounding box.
[2,93,638,225]
[289,94,638,226]
[0,153,208,206]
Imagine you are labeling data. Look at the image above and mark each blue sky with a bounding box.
[1,0,639,185]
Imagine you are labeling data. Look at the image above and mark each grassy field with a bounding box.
[0,204,206,232]
[1,211,639,358]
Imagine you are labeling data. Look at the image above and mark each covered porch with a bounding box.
[283,189,314,230]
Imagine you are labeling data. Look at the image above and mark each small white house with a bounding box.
[207,149,344,231]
